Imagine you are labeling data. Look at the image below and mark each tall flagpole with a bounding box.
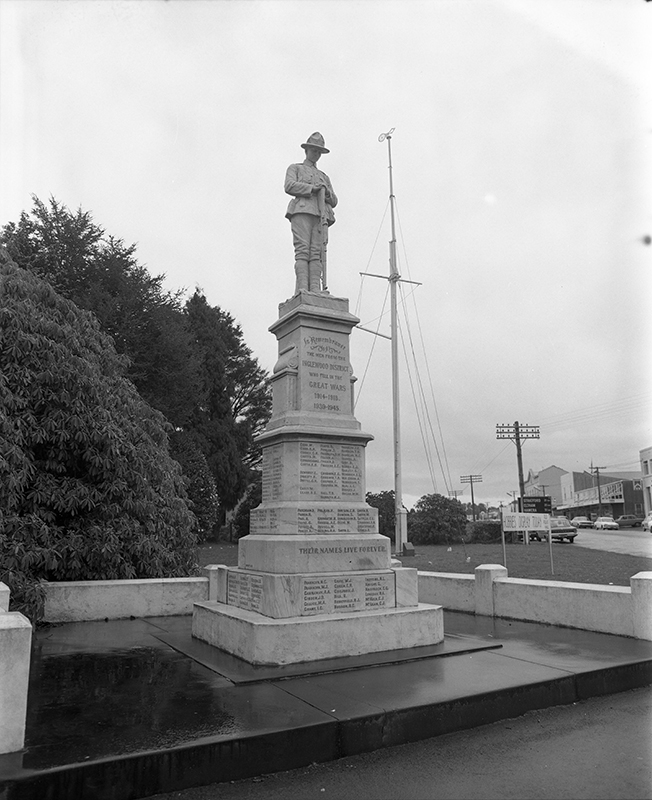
[379,128,407,555]
[359,130,421,554]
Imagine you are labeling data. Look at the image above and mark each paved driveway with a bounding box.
[573,526,652,558]
[151,686,652,800]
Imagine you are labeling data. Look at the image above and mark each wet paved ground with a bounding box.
[150,686,652,800]
[1,611,651,800]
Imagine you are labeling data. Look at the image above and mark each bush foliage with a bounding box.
[465,519,503,543]
[0,253,198,621]
[408,493,467,545]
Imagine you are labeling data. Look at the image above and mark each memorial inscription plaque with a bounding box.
[300,572,394,616]
[301,334,350,415]
[261,445,284,503]
[227,572,263,613]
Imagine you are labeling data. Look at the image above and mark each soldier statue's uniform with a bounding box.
[284,132,337,294]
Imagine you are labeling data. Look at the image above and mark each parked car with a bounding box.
[547,517,577,542]
[642,513,652,533]
[593,516,619,530]
[528,517,577,543]
[570,516,593,529]
[614,514,644,528]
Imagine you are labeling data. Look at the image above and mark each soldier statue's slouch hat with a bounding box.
[301,132,330,154]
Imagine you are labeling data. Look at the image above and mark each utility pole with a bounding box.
[590,463,606,518]
[507,490,519,511]
[460,474,482,521]
[448,489,463,500]
[496,421,540,512]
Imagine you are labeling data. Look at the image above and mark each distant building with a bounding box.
[560,471,593,508]
[523,465,568,510]
[558,469,644,519]
[640,446,652,515]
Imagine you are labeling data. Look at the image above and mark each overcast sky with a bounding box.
[2,0,651,507]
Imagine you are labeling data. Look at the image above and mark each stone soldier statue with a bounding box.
[285,132,338,294]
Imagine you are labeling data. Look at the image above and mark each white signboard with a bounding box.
[502,512,551,532]
[500,513,555,575]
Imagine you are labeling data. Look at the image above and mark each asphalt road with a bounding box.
[152,686,652,800]
[573,526,652,558]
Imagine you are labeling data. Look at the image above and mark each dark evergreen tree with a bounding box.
[0,251,198,621]
[1,196,200,428]
[169,430,220,541]
[185,291,271,513]
[1,197,272,518]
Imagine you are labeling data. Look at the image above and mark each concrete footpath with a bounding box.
[151,685,652,800]
[1,611,651,800]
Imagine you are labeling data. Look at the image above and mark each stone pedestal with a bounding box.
[192,291,443,665]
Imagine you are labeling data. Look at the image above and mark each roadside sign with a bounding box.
[500,512,554,575]
[502,512,550,531]
[519,496,552,514]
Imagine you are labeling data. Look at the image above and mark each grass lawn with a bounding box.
[196,540,652,587]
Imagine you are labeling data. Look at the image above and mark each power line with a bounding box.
[538,393,650,432]
[353,282,390,410]
[399,318,439,492]
[353,199,390,319]
[394,201,453,494]
[398,285,452,495]
[603,460,642,470]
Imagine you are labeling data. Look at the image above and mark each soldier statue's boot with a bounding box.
[308,260,322,292]
[294,260,309,294]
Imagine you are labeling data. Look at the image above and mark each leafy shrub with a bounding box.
[0,253,198,622]
[409,493,467,545]
[465,520,502,543]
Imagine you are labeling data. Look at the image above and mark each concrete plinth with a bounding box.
[192,601,444,665]
[192,291,437,666]
[238,534,390,574]
[210,564,420,619]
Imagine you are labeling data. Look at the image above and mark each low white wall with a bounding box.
[494,578,632,636]
[0,583,9,613]
[0,583,32,755]
[38,567,652,641]
[418,571,474,612]
[418,568,652,640]
[43,577,208,623]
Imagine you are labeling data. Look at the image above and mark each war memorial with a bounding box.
[192,133,444,663]
[1,134,651,800]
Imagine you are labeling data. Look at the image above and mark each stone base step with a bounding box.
[192,601,444,665]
